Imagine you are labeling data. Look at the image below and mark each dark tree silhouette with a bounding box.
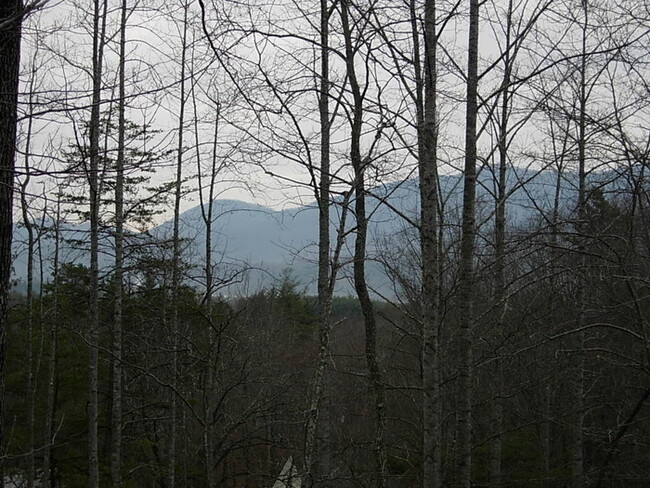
[0,2,23,486]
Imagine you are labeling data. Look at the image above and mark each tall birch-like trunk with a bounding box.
[0,3,22,485]
[304,0,333,484]
[88,1,108,486]
[417,0,441,486]
[340,1,386,486]
[169,4,189,486]
[457,0,479,486]
[111,1,128,485]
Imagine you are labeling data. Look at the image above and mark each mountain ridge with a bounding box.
[11,166,616,296]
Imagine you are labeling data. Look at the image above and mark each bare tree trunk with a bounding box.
[111,1,128,485]
[340,1,386,486]
[491,147,505,486]
[418,0,441,486]
[457,0,480,486]
[490,2,514,483]
[43,202,61,488]
[541,96,570,488]
[88,2,108,486]
[572,5,588,486]
[19,50,37,488]
[203,115,219,488]
[0,3,22,486]
[169,4,189,486]
[20,159,36,488]
[192,58,220,485]
[304,0,333,485]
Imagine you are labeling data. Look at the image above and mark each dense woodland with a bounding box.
[0,0,649,487]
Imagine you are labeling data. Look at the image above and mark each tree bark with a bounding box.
[490,2,514,483]
[0,3,22,485]
[169,4,189,486]
[457,0,479,486]
[304,0,333,485]
[572,4,589,487]
[340,1,387,486]
[192,62,220,487]
[88,1,108,486]
[111,1,127,485]
[418,0,442,486]
[19,50,37,488]
[43,202,61,488]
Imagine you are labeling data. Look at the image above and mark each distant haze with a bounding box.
[12,166,598,297]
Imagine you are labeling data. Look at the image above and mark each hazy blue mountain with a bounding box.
[146,166,585,296]
[12,166,616,297]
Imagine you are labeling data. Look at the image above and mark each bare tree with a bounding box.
[457,0,480,486]
[18,39,39,488]
[0,2,23,487]
[339,0,387,485]
[111,0,128,485]
[86,1,108,486]
[169,2,190,486]
[418,0,442,486]
[304,0,336,484]
[42,197,62,488]
[572,3,589,486]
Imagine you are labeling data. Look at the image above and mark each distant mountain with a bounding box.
[12,166,616,297]
[146,166,585,296]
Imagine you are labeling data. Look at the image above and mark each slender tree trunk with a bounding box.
[169,4,189,486]
[192,63,220,486]
[572,4,588,487]
[491,146,506,486]
[418,0,442,486]
[21,161,36,488]
[304,1,333,485]
[541,116,569,488]
[202,114,219,488]
[0,3,22,486]
[490,3,514,482]
[340,2,386,486]
[111,1,128,485]
[43,203,61,488]
[88,2,108,486]
[19,56,37,488]
[457,0,480,486]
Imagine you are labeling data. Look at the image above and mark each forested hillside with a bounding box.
[1,0,649,487]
